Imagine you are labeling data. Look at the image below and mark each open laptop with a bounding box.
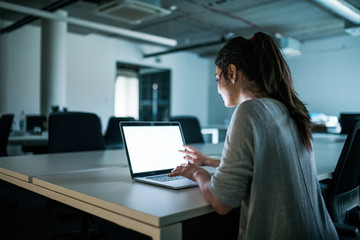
[120,121,198,189]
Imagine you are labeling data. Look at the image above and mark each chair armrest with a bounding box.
[334,222,360,238]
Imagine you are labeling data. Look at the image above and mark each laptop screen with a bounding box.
[121,123,187,174]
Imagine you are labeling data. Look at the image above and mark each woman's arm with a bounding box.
[168,162,232,215]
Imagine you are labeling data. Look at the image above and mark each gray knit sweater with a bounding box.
[209,98,338,240]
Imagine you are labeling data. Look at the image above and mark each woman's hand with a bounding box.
[168,161,207,182]
[169,160,233,215]
[179,145,220,168]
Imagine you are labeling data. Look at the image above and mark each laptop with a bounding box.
[120,121,198,189]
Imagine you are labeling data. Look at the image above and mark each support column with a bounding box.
[40,10,67,115]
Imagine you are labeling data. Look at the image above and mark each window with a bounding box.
[114,69,139,119]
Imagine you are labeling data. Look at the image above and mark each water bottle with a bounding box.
[19,110,26,133]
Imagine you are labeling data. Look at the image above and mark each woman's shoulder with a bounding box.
[241,97,282,107]
[238,98,283,113]
[234,98,288,125]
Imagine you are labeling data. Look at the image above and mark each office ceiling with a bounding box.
[0,0,360,57]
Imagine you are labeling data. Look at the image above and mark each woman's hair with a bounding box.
[215,32,312,151]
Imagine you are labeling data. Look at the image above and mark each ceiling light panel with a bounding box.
[95,0,171,24]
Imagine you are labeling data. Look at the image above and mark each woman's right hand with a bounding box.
[179,145,220,168]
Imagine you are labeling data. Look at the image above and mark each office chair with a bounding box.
[323,120,360,239]
[0,114,18,221]
[339,113,360,135]
[170,116,204,144]
[103,116,135,149]
[48,112,106,239]
[0,114,14,157]
[48,111,105,153]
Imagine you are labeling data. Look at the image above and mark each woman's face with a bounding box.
[216,66,239,107]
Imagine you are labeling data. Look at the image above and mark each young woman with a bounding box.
[169,32,338,239]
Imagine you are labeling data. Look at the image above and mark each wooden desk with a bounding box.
[312,133,346,180]
[8,131,48,146]
[0,145,215,240]
[0,137,345,239]
[191,142,223,158]
[201,125,228,144]
[32,167,212,240]
[0,149,127,182]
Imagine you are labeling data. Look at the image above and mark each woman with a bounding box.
[169,32,338,239]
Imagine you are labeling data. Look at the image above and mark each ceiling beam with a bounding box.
[143,37,227,58]
[1,0,79,34]
[0,1,177,47]
[313,0,360,24]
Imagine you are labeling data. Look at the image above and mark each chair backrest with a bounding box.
[170,116,204,144]
[103,116,135,148]
[48,112,105,153]
[26,115,47,132]
[339,113,360,134]
[0,114,14,157]
[326,120,360,225]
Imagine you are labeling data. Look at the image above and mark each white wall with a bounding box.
[2,18,360,130]
[288,35,360,117]
[207,34,360,126]
[0,21,210,131]
[0,22,41,120]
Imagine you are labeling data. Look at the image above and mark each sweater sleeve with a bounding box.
[209,102,255,208]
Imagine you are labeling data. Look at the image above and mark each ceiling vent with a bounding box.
[275,33,302,57]
[95,0,171,24]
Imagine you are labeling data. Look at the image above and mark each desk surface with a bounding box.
[0,142,225,182]
[0,135,345,181]
[0,149,127,182]
[29,135,345,232]
[0,135,346,239]
[32,167,212,227]
[312,133,346,180]
[8,131,48,145]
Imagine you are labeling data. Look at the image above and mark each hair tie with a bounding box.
[249,36,256,42]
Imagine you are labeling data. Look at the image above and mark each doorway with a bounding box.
[115,63,171,121]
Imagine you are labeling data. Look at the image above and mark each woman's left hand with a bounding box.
[168,161,204,182]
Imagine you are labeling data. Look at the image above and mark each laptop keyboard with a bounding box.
[146,174,185,182]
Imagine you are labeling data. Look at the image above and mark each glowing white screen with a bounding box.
[123,125,187,173]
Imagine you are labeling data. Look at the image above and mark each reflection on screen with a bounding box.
[123,125,187,173]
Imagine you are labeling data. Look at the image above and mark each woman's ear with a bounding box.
[228,64,237,84]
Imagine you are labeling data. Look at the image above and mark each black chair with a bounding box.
[48,112,106,239]
[170,116,204,144]
[0,114,14,157]
[26,115,47,132]
[324,120,360,239]
[103,116,135,149]
[0,115,17,217]
[48,112,105,153]
[339,113,360,135]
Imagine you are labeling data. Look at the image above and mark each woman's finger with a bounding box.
[184,155,193,161]
[183,145,198,152]
[179,150,197,159]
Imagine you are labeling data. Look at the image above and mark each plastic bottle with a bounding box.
[19,110,26,133]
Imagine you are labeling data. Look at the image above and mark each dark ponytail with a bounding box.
[215,32,312,151]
